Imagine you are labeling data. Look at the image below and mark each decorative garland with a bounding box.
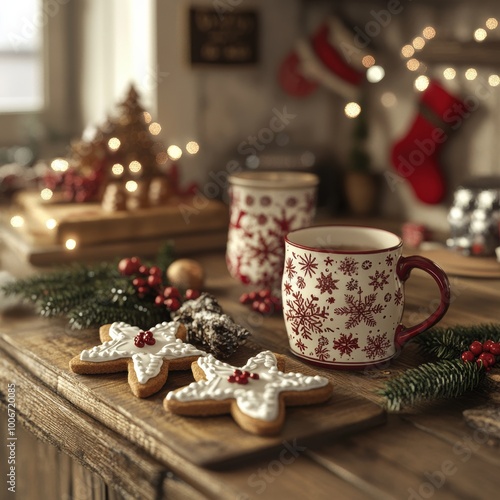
[380,324,500,411]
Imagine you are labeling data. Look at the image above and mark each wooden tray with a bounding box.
[0,316,385,469]
[419,248,500,279]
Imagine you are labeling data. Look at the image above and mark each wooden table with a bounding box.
[1,238,500,499]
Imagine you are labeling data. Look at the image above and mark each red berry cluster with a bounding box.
[118,256,200,312]
[239,289,282,316]
[461,339,500,371]
[43,166,104,203]
[134,330,156,348]
[227,369,259,385]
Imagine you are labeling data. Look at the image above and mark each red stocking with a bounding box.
[390,80,465,204]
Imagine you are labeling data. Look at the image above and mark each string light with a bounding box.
[361,55,375,68]
[474,28,487,42]
[486,18,498,30]
[125,180,138,192]
[45,219,57,230]
[406,59,420,71]
[149,122,161,135]
[443,68,457,80]
[186,141,200,154]
[401,45,415,58]
[167,145,183,160]
[344,102,361,118]
[129,160,142,174]
[465,68,478,80]
[488,74,500,86]
[112,163,124,176]
[415,75,430,91]
[108,137,121,151]
[65,238,77,250]
[412,36,426,50]
[422,26,436,39]
[143,111,152,123]
[366,65,385,83]
[40,188,53,201]
[10,215,24,228]
[51,158,69,172]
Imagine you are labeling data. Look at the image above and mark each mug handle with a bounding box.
[395,255,451,348]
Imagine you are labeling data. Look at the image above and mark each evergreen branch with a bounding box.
[416,324,500,360]
[379,359,486,412]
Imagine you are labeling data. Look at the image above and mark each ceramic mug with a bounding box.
[226,171,319,288]
[282,225,451,369]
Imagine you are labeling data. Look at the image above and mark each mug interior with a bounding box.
[286,225,402,254]
[228,171,319,189]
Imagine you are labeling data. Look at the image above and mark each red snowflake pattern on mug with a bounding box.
[394,289,403,306]
[362,334,392,360]
[285,292,328,339]
[286,197,298,207]
[332,333,360,357]
[295,339,307,353]
[248,233,283,266]
[296,276,306,289]
[246,195,255,206]
[315,272,339,295]
[327,297,336,304]
[260,196,271,206]
[385,255,394,266]
[338,257,358,276]
[346,278,358,291]
[285,257,297,279]
[314,344,330,361]
[384,293,392,303]
[298,253,318,277]
[362,260,372,270]
[369,270,390,291]
[283,281,293,295]
[324,256,334,266]
[334,288,385,329]
[257,214,268,225]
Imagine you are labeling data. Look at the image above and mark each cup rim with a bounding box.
[285,224,403,255]
[228,171,319,189]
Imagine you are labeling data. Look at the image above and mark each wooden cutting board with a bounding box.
[0,316,385,468]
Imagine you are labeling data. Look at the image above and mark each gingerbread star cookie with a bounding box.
[69,321,207,398]
[165,350,333,435]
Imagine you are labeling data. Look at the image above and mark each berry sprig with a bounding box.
[227,369,259,385]
[239,289,282,316]
[461,339,500,371]
[118,256,201,313]
[134,330,156,348]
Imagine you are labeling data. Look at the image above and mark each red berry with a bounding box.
[118,256,141,276]
[137,286,149,296]
[163,286,181,299]
[154,295,164,306]
[138,265,150,275]
[248,291,258,301]
[134,336,145,348]
[237,376,248,385]
[234,369,242,376]
[250,373,259,380]
[252,300,261,311]
[149,266,162,277]
[185,289,201,300]
[469,341,483,356]
[258,302,272,315]
[132,277,146,288]
[164,297,181,311]
[490,342,500,356]
[239,293,251,304]
[461,351,475,363]
[243,371,250,378]
[258,289,271,299]
[479,352,496,366]
[145,337,156,346]
[483,340,494,352]
[147,275,162,287]
[227,375,236,383]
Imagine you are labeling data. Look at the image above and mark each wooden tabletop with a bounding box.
[1,240,500,499]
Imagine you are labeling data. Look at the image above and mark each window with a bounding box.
[0,0,43,112]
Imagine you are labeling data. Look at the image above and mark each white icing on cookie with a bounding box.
[80,321,206,384]
[166,351,329,421]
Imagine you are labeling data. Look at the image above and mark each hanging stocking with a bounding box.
[279,16,372,99]
[390,80,465,205]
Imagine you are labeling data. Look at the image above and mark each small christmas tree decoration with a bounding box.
[380,324,500,411]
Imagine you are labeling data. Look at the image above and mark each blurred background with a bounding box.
[2,0,500,234]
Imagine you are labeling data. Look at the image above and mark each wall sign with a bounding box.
[189,7,259,65]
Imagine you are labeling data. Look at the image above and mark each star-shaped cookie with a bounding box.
[69,321,206,398]
[165,350,333,435]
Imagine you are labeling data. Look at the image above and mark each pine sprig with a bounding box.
[379,359,486,411]
[416,324,500,360]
